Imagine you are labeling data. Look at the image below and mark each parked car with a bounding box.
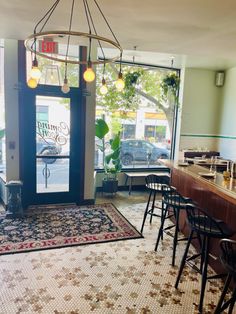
[37,139,61,164]
[121,139,170,166]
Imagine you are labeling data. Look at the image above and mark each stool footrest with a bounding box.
[219,298,234,312]
[164,224,175,231]
[147,211,162,218]
[177,236,189,242]
[207,273,227,280]
[186,261,201,274]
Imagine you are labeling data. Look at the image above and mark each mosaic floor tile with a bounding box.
[0,201,234,313]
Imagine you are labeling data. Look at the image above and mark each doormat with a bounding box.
[0,203,143,255]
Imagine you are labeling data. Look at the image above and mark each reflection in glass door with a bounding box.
[36,95,70,193]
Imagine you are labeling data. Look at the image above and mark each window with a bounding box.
[95,63,179,169]
[122,124,135,139]
[144,125,167,142]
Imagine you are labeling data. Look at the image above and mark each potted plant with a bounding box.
[103,131,122,193]
[95,118,121,194]
[161,72,180,105]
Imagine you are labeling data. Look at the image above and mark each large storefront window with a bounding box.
[95,63,179,169]
[0,40,5,173]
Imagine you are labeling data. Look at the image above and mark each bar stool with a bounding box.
[155,185,192,266]
[175,205,234,313]
[214,239,236,314]
[140,174,170,234]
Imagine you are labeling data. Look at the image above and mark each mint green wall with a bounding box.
[218,67,236,159]
[179,68,222,151]
[180,67,236,160]
[181,68,221,134]
[219,67,236,135]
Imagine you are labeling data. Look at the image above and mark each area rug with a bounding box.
[0,203,143,255]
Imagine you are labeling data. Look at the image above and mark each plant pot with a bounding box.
[102,179,118,194]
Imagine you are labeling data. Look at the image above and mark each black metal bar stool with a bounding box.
[140,174,170,234]
[175,205,235,313]
[214,239,236,314]
[155,185,192,266]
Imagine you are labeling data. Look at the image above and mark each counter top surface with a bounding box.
[163,160,236,201]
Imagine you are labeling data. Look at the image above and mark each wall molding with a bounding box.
[181,133,236,140]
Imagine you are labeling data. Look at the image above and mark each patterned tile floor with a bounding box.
[0,191,233,313]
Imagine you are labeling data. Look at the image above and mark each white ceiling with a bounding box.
[1,0,236,69]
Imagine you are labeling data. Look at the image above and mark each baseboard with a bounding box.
[96,185,146,193]
[77,199,95,205]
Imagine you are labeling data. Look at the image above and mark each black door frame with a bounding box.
[18,41,87,208]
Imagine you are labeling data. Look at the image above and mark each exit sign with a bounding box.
[39,39,58,54]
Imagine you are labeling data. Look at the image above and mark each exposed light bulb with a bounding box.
[30,58,41,80]
[61,78,70,94]
[30,66,41,80]
[115,72,125,91]
[100,78,108,95]
[27,77,38,88]
[83,66,95,82]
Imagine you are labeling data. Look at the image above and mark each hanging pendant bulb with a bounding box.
[30,58,41,80]
[83,61,95,82]
[61,77,70,94]
[100,78,108,95]
[27,77,38,88]
[115,71,125,91]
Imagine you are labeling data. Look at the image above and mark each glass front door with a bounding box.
[20,87,85,208]
[36,95,70,194]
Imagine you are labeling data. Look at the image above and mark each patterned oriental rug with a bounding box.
[0,203,143,255]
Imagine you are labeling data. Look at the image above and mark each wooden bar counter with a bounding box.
[164,161,236,274]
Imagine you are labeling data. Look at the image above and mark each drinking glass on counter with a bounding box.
[210,157,216,174]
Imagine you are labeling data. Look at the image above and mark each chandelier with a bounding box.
[24,0,124,94]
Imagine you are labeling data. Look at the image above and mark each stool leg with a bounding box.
[149,191,156,224]
[140,190,152,234]
[160,199,164,241]
[172,207,179,266]
[228,286,236,314]
[200,234,206,274]
[214,273,232,313]
[154,205,168,251]
[199,236,209,313]
[175,229,194,289]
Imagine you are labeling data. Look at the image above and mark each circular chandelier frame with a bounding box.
[25,31,123,65]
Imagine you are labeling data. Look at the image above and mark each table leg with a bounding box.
[129,177,133,195]
[125,175,128,187]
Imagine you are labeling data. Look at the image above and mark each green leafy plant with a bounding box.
[123,70,143,105]
[125,71,142,87]
[104,131,122,180]
[161,72,180,104]
[95,118,121,180]
[95,118,109,167]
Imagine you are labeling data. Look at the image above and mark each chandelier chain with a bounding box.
[65,0,75,77]
[25,0,123,66]
[93,0,120,46]
[84,0,106,61]
[34,0,60,34]
[31,0,60,52]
